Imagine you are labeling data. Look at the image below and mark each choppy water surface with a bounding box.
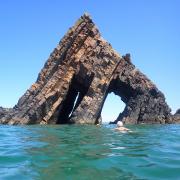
[0,124,180,180]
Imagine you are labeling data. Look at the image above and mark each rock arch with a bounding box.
[0,13,173,125]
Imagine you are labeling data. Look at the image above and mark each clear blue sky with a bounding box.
[0,0,179,122]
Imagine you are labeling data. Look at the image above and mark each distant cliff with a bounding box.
[0,13,177,125]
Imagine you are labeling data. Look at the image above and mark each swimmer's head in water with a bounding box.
[117,121,123,127]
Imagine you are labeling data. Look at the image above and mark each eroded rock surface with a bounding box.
[173,109,180,123]
[0,13,176,125]
[0,107,13,119]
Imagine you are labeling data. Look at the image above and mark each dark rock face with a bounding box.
[0,107,13,119]
[0,107,6,119]
[173,109,180,123]
[175,109,180,115]
[0,13,175,125]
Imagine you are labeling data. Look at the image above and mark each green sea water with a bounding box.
[0,124,180,180]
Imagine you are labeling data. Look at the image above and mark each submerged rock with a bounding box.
[0,13,176,125]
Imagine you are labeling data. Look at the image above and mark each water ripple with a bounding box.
[0,124,180,179]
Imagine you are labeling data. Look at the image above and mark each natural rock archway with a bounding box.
[101,92,125,123]
[0,13,176,125]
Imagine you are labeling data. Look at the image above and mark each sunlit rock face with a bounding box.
[0,13,175,125]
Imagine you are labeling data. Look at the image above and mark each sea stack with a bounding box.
[0,13,175,125]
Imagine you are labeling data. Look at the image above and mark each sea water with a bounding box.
[0,124,180,180]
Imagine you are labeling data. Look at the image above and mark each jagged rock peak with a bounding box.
[0,13,176,125]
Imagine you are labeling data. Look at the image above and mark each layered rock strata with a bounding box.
[0,14,175,125]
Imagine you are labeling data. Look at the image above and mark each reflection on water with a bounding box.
[0,124,180,179]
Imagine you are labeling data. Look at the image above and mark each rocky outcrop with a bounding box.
[173,109,180,123]
[175,109,180,115]
[0,107,6,119]
[0,107,13,119]
[0,13,176,125]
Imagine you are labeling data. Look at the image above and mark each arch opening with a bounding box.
[101,92,126,124]
[56,73,94,124]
